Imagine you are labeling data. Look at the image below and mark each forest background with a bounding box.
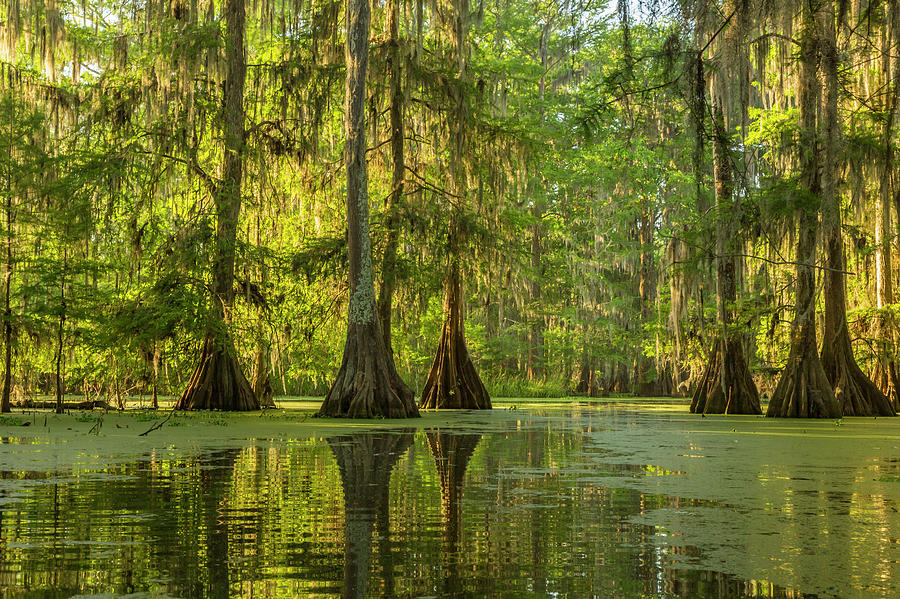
[1,0,898,416]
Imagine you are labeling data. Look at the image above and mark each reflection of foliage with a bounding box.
[2,417,897,596]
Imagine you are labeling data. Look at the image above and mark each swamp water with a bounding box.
[0,398,897,598]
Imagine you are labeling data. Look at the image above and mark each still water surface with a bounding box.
[0,400,898,598]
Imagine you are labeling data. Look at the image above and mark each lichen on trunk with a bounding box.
[318,0,418,419]
[376,0,405,355]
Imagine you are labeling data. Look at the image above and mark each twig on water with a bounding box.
[139,411,174,436]
[88,415,103,435]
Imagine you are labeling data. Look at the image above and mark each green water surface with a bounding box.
[0,398,897,598]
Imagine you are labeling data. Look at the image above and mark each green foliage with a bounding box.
[0,0,894,408]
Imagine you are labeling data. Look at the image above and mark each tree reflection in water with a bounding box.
[200,450,241,598]
[328,431,415,599]
[426,429,481,595]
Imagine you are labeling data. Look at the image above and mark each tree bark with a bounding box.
[818,3,895,417]
[873,0,900,409]
[420,0,489,410]
[527,195,544,381]
[767,5,841,418]
[575,349,602,397]
[176,0,258,411]
[420,258,491,409]
[527,18,552,382]
[151,343,159,410]
[250,339,276,408]
[377,0,405,355]
[633,202,663,396]
[318,0,418,418]
[1,184,13,413]
[691,103,760,415]
[55,247,66,415]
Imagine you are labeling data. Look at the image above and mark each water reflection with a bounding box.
[329,432,414,599]
[201,450,239,598]
[426,430,481,595]
[0,407,896,598]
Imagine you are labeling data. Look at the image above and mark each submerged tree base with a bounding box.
[691,338,761,414]
[420,321,491,410]
[251,343,277,408]
[319,322,419,418]
[767,344,840,418]
[575,360,603,397]
[175,335,259,411]
[420,272,491,410]
[822,342,895,417]
[872,360,900,411]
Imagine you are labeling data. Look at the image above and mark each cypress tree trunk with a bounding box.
[691,103,760,415]
[633,203,662,395]
[527,19,551,381]
[576,347,601,397]
[250,339,276,408]
[420,0,489,410]
[767,5,840,418]
[318,0,417,418]
[176,0,258,411]
[377,0,404,354]
[151,343,159,410]
[873,154,899,407]
[527,195,544,381]
[873,1,900,409]
[1,187,13,413]
[55,247,66,415]
[818,3,894,417]
[420,257,491,409]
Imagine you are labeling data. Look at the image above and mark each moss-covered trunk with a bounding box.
[318,0,417,418]
[1,188,13,413]
[873,1,900,410]
[691,103,760,415]
[176,0,257,411]
[376,0,405,355]
[767,4,840,418]
[818,4,894,417]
